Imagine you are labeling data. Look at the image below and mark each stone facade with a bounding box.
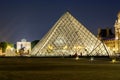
[17,39,31,56]
[98,11,120,55]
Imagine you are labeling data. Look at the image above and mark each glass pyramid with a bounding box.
[30,12,113,56]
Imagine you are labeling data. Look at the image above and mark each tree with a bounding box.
[0,42,14,53]
[0,42,7,53]
[31,40,39,49]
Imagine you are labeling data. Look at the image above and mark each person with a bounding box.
[74,52,78,57]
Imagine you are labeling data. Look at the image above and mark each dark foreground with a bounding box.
[0,57,120,80]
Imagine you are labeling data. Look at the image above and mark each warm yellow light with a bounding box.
[108,47,110,49]
[73,46,77,49]
[113,48,115,51]
[48,45,53,50]
[6,45,14,51]
[75,56,79,60]
[116,37,118,40]
[74,46,83,50]
[63,45,67,49]
[90,57,94,61]
[112,59,116,63]
[7,45,12,50]
[77,46,82,49]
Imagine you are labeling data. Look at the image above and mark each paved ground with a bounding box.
[0,57,120,80]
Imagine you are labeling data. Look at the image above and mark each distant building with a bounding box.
[98,11,120,54]
[5,45,17,56]
[0,48,3,56]
[114,11,120,54]
[17,39,31,56]
[97,28,115,52]
[97,28,115,40]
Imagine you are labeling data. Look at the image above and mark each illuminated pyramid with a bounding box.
[31,12,113,56]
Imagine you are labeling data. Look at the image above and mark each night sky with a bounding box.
[0,0,120,43]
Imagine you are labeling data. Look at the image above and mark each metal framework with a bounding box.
[30,12,113,56]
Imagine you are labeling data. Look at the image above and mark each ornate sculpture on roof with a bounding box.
[21,39,27,42]
[117,11,120,23]
[117,11,120,18]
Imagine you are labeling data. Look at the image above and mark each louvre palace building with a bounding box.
[98,11,120,55]
[30,11,120,57]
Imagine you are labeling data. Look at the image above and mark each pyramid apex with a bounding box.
[63,11,73,17]
[65,11,72,14]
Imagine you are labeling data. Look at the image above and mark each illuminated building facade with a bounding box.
[98,12,120,55]
[5,45,17,56]
[115,12,120,54]
[0,48,3,56]
[31,12,113,56]
[97,28,115,52]
[17,39,31,56]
